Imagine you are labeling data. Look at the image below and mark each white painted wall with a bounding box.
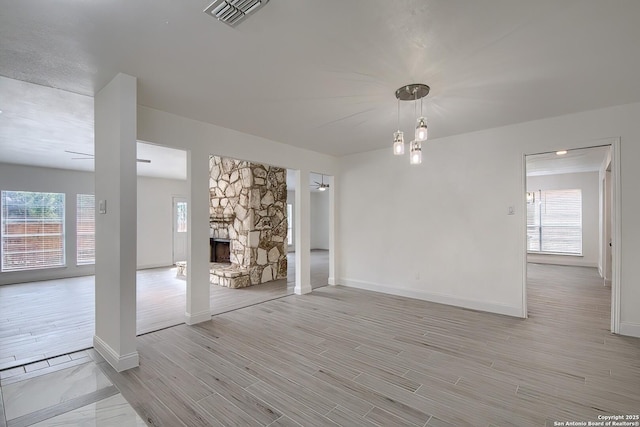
[311,191,330,250]
[337,101,640,338]
[526,172,599,267]
[137,177,187,269]
[0,163,94,285]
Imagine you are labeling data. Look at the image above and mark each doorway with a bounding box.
[523,140,620,333]
[173,197,188,264]
[310,172,331,289]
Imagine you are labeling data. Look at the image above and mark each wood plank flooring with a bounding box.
[0,251,329,371]
[97,263,640,427]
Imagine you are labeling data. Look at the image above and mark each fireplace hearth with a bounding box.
[210,238,231,263]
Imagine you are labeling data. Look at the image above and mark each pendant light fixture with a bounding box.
[392,83,430,165]
[393,99,405,155]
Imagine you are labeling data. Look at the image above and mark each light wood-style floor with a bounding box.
[97,263,640,427]
[0,251,329,371]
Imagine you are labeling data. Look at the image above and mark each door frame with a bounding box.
[521,137,621,333]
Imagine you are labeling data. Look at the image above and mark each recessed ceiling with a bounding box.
[0,76,186,180]
[526,146,610,177]
[1,1,640,158]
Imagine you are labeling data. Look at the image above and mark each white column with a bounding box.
[185,151,212,324]
[295,170,312,294]
[94,73,138,372]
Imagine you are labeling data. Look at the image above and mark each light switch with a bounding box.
[99,200,107,214]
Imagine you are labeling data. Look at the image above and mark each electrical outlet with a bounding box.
[508,206,515,215]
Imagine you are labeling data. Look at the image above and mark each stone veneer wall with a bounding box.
[209,156,287,287]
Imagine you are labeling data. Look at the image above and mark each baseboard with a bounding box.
[137,263,174,270]
[328,277,336,286]
[186,309,211,325]
[339,278,523,318]
[93,335,139,372]
[619,322,640,338]
[527,256,597,268]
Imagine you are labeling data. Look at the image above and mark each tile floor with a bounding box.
[0,350,144,427]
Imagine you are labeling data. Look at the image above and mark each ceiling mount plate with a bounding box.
[395,84,430,101]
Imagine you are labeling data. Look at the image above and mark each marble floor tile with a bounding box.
[2,361,112,420]
[29,394,146,427]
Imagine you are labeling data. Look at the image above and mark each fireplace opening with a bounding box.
[210,238,231,263]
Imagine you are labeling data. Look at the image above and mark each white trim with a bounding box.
[611,137,621,334]
[137,262,175,270]
[339,278,523,318]
[93,335,139,372]
[619,322,640,338]
[186,309,211,325]
[526,256,598,268]
[328,277,336,286]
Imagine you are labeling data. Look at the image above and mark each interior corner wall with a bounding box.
[526,172,599,268]
[0,163,95,285]
[337,102,640,335]
[310,191,330,250]
[137,176,187,269]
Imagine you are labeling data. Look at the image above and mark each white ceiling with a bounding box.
[1,1,640,162]
[526,146,610,177]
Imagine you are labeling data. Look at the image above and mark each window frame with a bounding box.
[76,193,96,266]
[526,188,583,256]
[1,190,66,272]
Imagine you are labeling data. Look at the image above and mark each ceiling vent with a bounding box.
[203,0,270,27]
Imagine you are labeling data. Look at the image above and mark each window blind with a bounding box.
[1,191,65,271]
[527,189,582,255]
[77,194,95,265]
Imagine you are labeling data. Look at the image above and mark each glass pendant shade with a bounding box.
[415,117,428,142]
[410,141,422,165]
[393,131,405,155]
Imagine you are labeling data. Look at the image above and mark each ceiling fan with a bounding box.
[311,174,329,192]
[64,150,151,163]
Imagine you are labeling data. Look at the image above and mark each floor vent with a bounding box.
[203,0,270,27]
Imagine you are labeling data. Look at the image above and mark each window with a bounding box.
[176,201,187,233]
[77,194,95,265]
[527,189,582,255]
[1,191,65,271]
[287,203,293,245]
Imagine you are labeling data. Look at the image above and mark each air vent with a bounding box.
[204,0,270,27]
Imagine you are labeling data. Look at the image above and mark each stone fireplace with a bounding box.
[208,156,287,288]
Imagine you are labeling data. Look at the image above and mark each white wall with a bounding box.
[337,101,640,338]
[526,172,599,267]
[137,177,187,269]
[311,191,330,250]
[0,163,95,285]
